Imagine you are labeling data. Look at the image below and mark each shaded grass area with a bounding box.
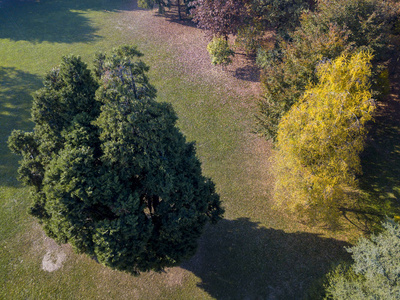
[358,62,400,231]
[0,67,42,186]
[0,0,353,299]
[358,111,400,228]
[0,0,140,43]
[183,218,349,299]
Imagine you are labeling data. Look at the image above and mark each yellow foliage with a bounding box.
[274,51,376,226]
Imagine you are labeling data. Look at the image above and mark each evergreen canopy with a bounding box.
[8,45,223,274]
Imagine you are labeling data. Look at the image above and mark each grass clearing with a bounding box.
[0,0,360,298]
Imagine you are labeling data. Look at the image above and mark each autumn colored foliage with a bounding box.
[273,51,376,226]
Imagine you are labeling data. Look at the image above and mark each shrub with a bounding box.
[325,220,400,299]
[207,37,235,66]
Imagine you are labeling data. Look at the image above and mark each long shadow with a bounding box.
[0,0,139,43]
[182,218,350,299]
[358,60,400,228]
[234,64,260,82]
[157,6,198,29]
[0,67,42,186]
[358,113,400,225]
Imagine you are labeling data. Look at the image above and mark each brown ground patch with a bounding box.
[115,4,264,99]
[41,237,68,272]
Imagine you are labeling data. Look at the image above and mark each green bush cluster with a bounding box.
[325,220,400,299]
[206,37,235,66]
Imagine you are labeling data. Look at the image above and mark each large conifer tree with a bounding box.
[8,45,223,274]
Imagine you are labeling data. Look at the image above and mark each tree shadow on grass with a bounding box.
[357,60,400,229]
[234,64,260,82]
[0,0,139,43]
[182,218,350,299]
[157,6,198,29]
[0,67,42,186]
[357,114,400,228]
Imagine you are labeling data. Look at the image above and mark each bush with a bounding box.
[235,24,264,55]
[325,220,400,299]
[207,37,235,66]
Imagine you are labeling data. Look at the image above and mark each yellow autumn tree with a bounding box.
[274,51,376,226]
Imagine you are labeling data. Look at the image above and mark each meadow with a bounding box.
[0,0,389,298]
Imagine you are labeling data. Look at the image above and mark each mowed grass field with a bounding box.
[0,0,365,299]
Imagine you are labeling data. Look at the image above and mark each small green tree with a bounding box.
[206,37,235,67]
[138,0,171,14]
[325,219,400,299]
[248,0,311,36]
[273,51,375,226]
[8,45,223,274]
[235,24,264,55]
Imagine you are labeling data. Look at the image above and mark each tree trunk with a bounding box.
[177,0,182,20]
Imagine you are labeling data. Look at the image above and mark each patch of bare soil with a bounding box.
[19,221,71,272]
[41,237,68,272]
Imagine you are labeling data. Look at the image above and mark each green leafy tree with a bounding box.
[206,37,235,66]
[248,0,311,36]
[317,0,400,62]
[256,0,398,140]
[235,24,264,55]
[325,219,400,299]
[8,45,223,274]
[256,22,351,140]
[138,0,171,14]
[273,51,375,226]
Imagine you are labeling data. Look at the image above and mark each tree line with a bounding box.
[183,0,400,227]
[146,1,400,297]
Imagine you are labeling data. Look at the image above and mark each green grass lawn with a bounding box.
[0,0,358,298]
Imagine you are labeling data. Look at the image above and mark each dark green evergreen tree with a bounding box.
[8,45,223,274]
